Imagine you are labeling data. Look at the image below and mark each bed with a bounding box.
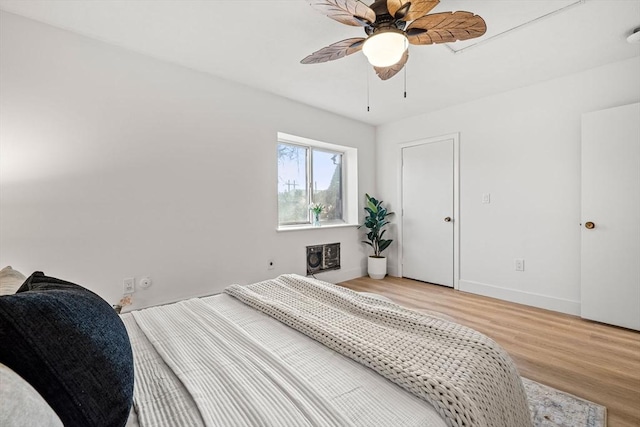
[0,269,533,427]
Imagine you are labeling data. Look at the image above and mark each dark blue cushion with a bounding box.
[0,272,134,427]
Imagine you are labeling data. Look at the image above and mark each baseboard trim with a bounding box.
[387,266,400,277]
[458,279,581,316]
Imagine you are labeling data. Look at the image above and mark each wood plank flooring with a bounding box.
[337,276,640,427]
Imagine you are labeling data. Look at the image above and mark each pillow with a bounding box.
[0,266,26,295]
[0,362,63,427]
[0,272,134,427]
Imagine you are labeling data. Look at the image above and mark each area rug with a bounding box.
[523,377,607,427]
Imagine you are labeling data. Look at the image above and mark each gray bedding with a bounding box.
[225,274,532,427]
[123,292,447,427]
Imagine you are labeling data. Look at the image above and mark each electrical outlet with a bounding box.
[515,259,525,271]
[123,277,135,293]
[267,259,275,270]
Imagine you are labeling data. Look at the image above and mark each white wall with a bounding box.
[0,12,376,310]
[377,56,640,315]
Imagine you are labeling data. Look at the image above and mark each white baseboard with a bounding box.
[458,279,581,316]
[387,266,400,277]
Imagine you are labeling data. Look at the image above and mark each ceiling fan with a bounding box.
[301,0,487,80]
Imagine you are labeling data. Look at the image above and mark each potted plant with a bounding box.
[359,193,394,279]
[309,203,324,227]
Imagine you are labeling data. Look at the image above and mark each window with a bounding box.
[277,133,357,228]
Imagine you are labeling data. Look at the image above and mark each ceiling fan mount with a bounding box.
[301,0,487,80]
[364,0,411,34]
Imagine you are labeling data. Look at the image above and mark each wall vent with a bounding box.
[306,243,340,275]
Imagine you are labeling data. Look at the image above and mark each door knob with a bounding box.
[585,221,595,229]
[444,217,452,222]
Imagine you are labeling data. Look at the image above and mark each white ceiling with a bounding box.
[1,0,639,125]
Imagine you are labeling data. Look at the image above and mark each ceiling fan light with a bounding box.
[362,30,408,67]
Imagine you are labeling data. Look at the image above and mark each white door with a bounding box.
[402,137,455,287]
[581,103,640,330]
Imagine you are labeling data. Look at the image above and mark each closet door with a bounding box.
[581,103,640,330]
[402,137,455,287]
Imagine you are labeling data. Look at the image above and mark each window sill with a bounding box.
[277,223,359,232]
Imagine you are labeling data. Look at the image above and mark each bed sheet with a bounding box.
[124,293,447,427]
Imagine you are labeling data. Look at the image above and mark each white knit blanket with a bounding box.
[225,274,533,427]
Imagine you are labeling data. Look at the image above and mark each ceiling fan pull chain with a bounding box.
[367,64,370,112]
[404,64,407,99]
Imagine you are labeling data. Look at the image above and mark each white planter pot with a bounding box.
[368,256,387,280]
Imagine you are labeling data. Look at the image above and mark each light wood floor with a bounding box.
[337,276,640,427]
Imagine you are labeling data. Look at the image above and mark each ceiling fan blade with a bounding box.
[374,49,409,80]
[406,11,486,45]
[393,3,411,20]
[301,38,365,64]
[387,0,440,22]
[309,0,376,26]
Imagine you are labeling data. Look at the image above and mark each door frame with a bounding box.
[398,133,460,289]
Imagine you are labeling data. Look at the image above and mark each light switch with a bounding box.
[482,193,491,204]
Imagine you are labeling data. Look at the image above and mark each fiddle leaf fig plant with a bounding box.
[359,193,395,257]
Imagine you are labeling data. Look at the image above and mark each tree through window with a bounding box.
[278,142,344,225]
